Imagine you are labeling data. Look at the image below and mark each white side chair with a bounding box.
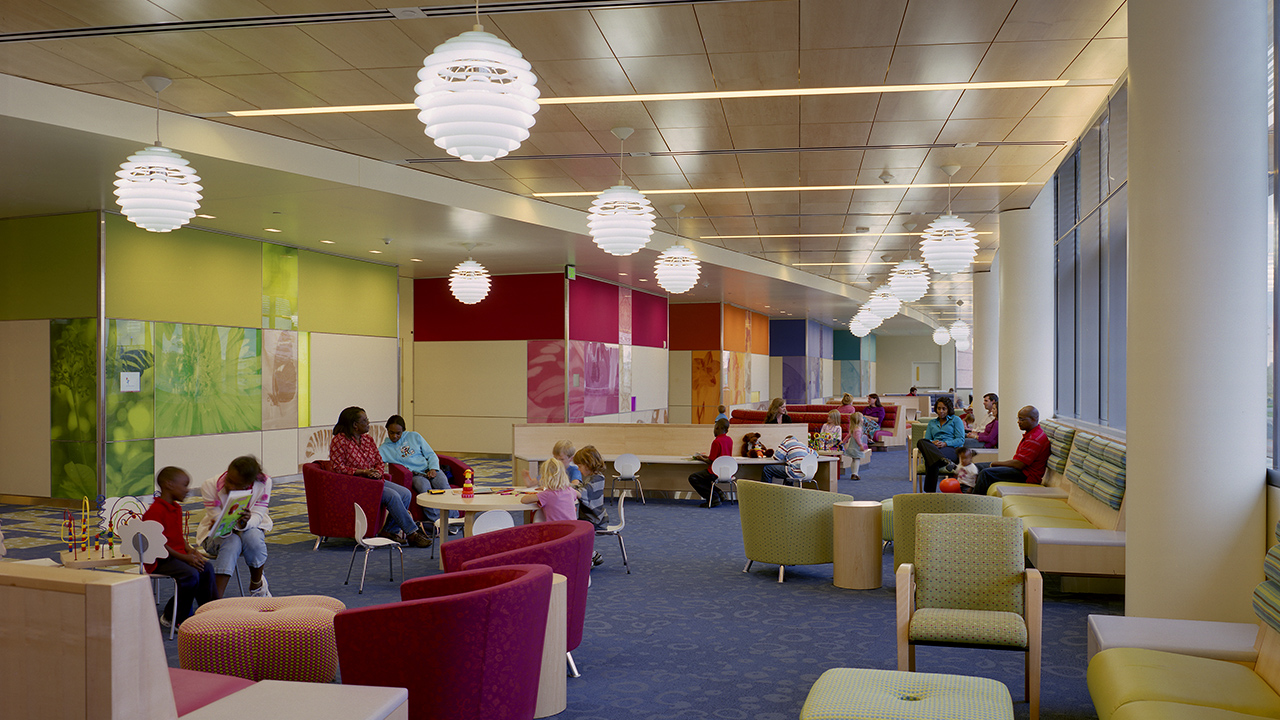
[596,495,631,573]
[798,452,820,489]
[472,509,516,535]
[344,503,404,594]
[711,455,739,507]
[611,453,644,505]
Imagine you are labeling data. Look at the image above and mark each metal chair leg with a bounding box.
[313,536,321,551]
[566,651,580,678]
[777,565,786,583]
[743,560,753,573]
[397,546,404,582]
[634,478,645,504]
[233,562,243,596]
[168,580,177,640]
[617,534,630,574]
[344,545,359,585]
[389,543,395,581]
[358,549,371,594]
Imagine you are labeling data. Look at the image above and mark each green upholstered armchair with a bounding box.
[737,480,853,583]
[891,492,1004,570]
[896,513,1042,720]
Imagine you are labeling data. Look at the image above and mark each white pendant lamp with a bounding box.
[888,259,930,302]
[413,4,539,163]
[449,244,491,304]
[587,128,654,256]
[114,76,203,233]
[955,337,972,352]
[949,319,971,342]
[849,317,870,337]
[865,285,902,320]
[920,165,979,274]
[932,327,952,345]
[855,309,883,330]
[654,205,701,293]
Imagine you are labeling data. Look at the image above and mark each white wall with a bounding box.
[415,339,528,454]
[874,335,945,393]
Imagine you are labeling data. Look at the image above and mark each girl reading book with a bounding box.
[196,455,273,597]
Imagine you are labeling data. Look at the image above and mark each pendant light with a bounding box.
[848,317,870,337]
[920,165,979,274]
[955,337,972,352]
[864,284,901,320]
[654,205,701,293]
[888,258,930,303]
[449,244,491,304]
[949,319,970,342]
[114,76,203,232]
[587,127,655,256]
[854,309,883,330]
[413,2,539,162]
[932,327,952,345]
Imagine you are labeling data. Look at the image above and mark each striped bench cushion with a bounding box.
[1065,432,1126,511]
[1039,419,1076,475]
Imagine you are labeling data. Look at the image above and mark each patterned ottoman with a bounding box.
[178,596,347,683]
[801,668,1014,720]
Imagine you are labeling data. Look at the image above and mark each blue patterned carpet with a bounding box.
[0,449,1118,719]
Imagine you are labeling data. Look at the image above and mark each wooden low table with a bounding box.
[519,453,840,495]
[416,488,536,569]
[832,500,883,590]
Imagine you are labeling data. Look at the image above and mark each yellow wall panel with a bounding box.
[0,213,97,321]
[298,251,397,337]
[105,214,259,326]
[0,321,52,496]
[414,340,527,418]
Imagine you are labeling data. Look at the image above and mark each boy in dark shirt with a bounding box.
[143,466,218,628]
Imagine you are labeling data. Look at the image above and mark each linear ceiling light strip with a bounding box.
[532,181,1027,198]
[0,0,747,43]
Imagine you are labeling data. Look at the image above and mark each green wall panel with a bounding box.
[298,250,397,337]
[105,214,259,327]
[156,323,262,437]
[51,441,96,500]
[106,319,155,441]
[105,439,155,498]
[0,213,98,321]
[263,244,299,330]
[51,318,97,442]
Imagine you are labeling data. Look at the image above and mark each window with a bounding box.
[1053,84,1127,429]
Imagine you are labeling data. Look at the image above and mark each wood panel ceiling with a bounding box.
[0,0,1128,326]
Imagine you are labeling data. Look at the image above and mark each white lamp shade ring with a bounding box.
[888,260,930,302]
[654,245,701,293]
[932,327,952,345]
[588,185,656,256]
[114,146,203,233]
[449,259,492,304]
[919,214,979,274]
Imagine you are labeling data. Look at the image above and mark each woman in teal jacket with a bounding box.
[915,396,966,492]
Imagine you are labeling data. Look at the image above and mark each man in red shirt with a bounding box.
[972,406,1051,496]
[688,418,733,507]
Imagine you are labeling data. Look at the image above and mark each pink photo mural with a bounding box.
[527,340,566,423]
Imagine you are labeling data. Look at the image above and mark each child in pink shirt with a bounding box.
[521,457,578,522]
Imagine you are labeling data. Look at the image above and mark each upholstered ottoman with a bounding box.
[801,668,1014,720]
[179,596,347,683]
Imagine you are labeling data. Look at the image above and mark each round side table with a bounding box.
[833,500,883,590]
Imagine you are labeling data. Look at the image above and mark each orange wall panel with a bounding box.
[750,312,770,354]
[723,305,748,352]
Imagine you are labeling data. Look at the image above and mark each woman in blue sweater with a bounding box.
[915,396,966,492]
[380,415,451,536]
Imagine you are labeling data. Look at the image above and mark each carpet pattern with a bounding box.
[0,448,1119,719]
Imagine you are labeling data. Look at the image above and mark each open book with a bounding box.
[211,490,253,539]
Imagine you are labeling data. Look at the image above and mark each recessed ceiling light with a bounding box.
[369,250,382,254]
[264,228,282,233]
[320,240,336,244]
[220,79,1103,118]
[532,181,1026,198]
[410,258,422,262]
[619,272,628,276]
[196,214,216,219]
[638,278,648,281]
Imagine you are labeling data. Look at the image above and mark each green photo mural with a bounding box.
[106,319,155,441]
[156,323,262,437]
[263,244,298,331]
[51,441,96,500]
[105,439,155,498]
[50,318,97,442]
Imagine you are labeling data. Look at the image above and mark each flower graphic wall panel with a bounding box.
[262,244,299,331]
[262,329,299,430]
[51,441,96,500]
[691,350,720,423]
[156,323,262,438]
[105,439,154,498]
[50,318,97,442]
[527,340,566,423]
[106,319,154,442]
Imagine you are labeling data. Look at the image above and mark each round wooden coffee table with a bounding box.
[832,500,884,590]
[416,488,536,568]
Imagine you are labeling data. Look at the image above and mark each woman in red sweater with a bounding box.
[329,406,429,548]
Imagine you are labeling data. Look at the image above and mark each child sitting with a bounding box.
[818,409,846,452]
[572,446,609,567]
[143,466,218,628]
[956,447,979,493]
[521,457,579,522]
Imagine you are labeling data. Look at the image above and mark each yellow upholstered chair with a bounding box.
[891,492,1004,570]
[896,513,1042,720]
[737,480,853,583]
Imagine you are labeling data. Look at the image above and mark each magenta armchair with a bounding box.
[440,520,594,675]
[334,565,552,720]
[438,454,473,487]
[302,461,414,547]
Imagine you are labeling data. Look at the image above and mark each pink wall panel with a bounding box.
[632,290,668,348]
[583,342,620,416]
[567,340,585,423]
[527,340,566,423]
[568,276,619,343]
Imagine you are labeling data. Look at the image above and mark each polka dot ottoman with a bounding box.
[801,668,1014,720]
[178,596,346,683]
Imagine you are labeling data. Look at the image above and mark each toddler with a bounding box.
[521,457,579,522]
[956,447,979,492]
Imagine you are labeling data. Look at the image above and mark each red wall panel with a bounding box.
[632,290,668,348]
[568,276,619,343]
[414,273,564,341]
[669,303,722,351]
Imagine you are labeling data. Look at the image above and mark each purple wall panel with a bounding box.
[527,340,565,423]
[568,277,619,343]
[808,355,821,401]
[583,342,620,416]
[781,356,807,402]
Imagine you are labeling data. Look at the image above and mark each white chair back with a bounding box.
[614,453,641,478]
[607,495,626,533]
[353,503,370,547]
[473,510,516,535]
[711,455,738,481]
[799,452,819,480]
